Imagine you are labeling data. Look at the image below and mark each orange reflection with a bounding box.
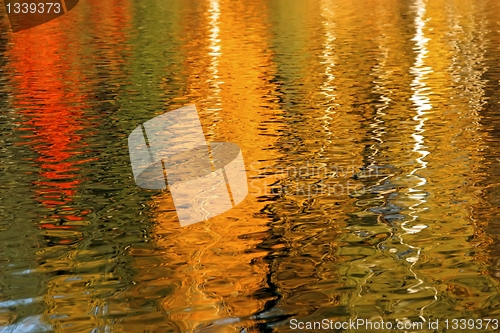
[8,31,89,230]
[125,0,284,331]
[5,0,132,331]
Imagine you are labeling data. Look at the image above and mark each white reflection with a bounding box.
[409,0,431,183]
[407,0,430,233]
[208,0,222,95]
[404,0,437,318]
[205,0,223,136]
[319,0,337,143]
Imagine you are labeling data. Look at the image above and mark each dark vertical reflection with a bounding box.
[340,0,426,323]
[476,0,500,303]
[257,0,377,328]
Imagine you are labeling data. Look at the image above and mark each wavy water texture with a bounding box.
[1,0,500,332]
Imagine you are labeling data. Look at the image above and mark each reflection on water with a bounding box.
[1,0,500,332]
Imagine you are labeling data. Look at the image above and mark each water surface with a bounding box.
[1,0,500,332]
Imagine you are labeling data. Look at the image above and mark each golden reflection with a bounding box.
[414,0,498,315]
[322,0,500,328]
[260,0,373,322]
[136,0,284,331]
[331,0,437,322]
[350,0,498,323]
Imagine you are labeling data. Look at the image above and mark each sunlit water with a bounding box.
[1,0,500,332]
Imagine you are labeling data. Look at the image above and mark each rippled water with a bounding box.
[1,0,500,332]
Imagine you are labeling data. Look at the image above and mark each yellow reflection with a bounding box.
[414,0,498,315]
[141,0,283,331]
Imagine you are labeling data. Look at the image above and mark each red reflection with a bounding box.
[7,0,131,235]
[8,29,90,228]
